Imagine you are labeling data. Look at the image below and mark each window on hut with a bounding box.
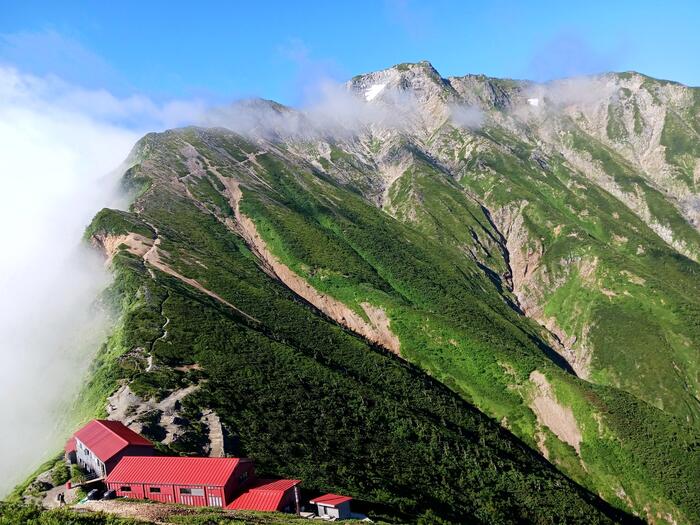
[179,487,205,496]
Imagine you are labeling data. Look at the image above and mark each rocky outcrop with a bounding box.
[529,371,582,454]
[489,201,596,378]
[91,232,153,265]
[201,410,225,457]
[490,200,542,313]
[107,383,200,446]
[347,61,456,136]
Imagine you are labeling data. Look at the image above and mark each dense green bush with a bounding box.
[79,194,634,523]
[84,208,154,241]
[70,465,87,485]
[49,462,69,487]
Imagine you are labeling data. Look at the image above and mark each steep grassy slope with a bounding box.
[339,67,700,432]
[73,131,638,525]
[221,131,700,520]
[309,65,700,432]
[427,122,700,424]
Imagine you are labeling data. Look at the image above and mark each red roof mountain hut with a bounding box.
[68,420,154,478]
[106,456,256,508]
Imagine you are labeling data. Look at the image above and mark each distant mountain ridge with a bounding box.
[30,62,700,523]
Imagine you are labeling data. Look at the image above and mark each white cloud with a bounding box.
[520,75,618,111]
[0,66,207,130]
[449,103,485,129]
[200,79,424,139]
[0,65,207,495]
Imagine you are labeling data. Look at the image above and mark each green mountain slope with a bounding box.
[336,65,700,430]
[75,131,635,524]
[16,63,700,525]
[75,120,696,523]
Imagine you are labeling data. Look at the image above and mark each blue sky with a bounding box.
[2,0,699,106]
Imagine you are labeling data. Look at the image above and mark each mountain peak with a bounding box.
[347,60,453,106]
[392,59,439,72]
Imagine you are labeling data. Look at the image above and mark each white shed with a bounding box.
[310,493,353,520]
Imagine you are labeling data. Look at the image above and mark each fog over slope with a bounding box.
[0,67,142,494]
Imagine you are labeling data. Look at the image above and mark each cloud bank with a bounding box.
[448,103,485,129]
[0,65,198,494]
[200,80,427,139]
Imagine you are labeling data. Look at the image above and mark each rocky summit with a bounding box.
[19,62,700,524]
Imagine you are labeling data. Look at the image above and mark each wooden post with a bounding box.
[294,485,301,515]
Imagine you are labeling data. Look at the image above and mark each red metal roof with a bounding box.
[227,490,286,511]
[107,456,248,487]
[310,493,353,506]
[74,420,152,463]
[226,478,301,511]
[247,478,301,491]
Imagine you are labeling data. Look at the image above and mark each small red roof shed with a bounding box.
[106,456,256,508]
[227,478,301,512]
[310,493,353,520]
[74,420,152,463]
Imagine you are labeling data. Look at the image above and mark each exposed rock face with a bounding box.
[91,232,152,265]
[347,60,456,134]
[106,382,227,456]
[529,371,582,454]
[491,200,541,313]
[106,383,199,443]
[201,410,225,457]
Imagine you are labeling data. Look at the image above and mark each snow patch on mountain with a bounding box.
[365,83,386,101]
